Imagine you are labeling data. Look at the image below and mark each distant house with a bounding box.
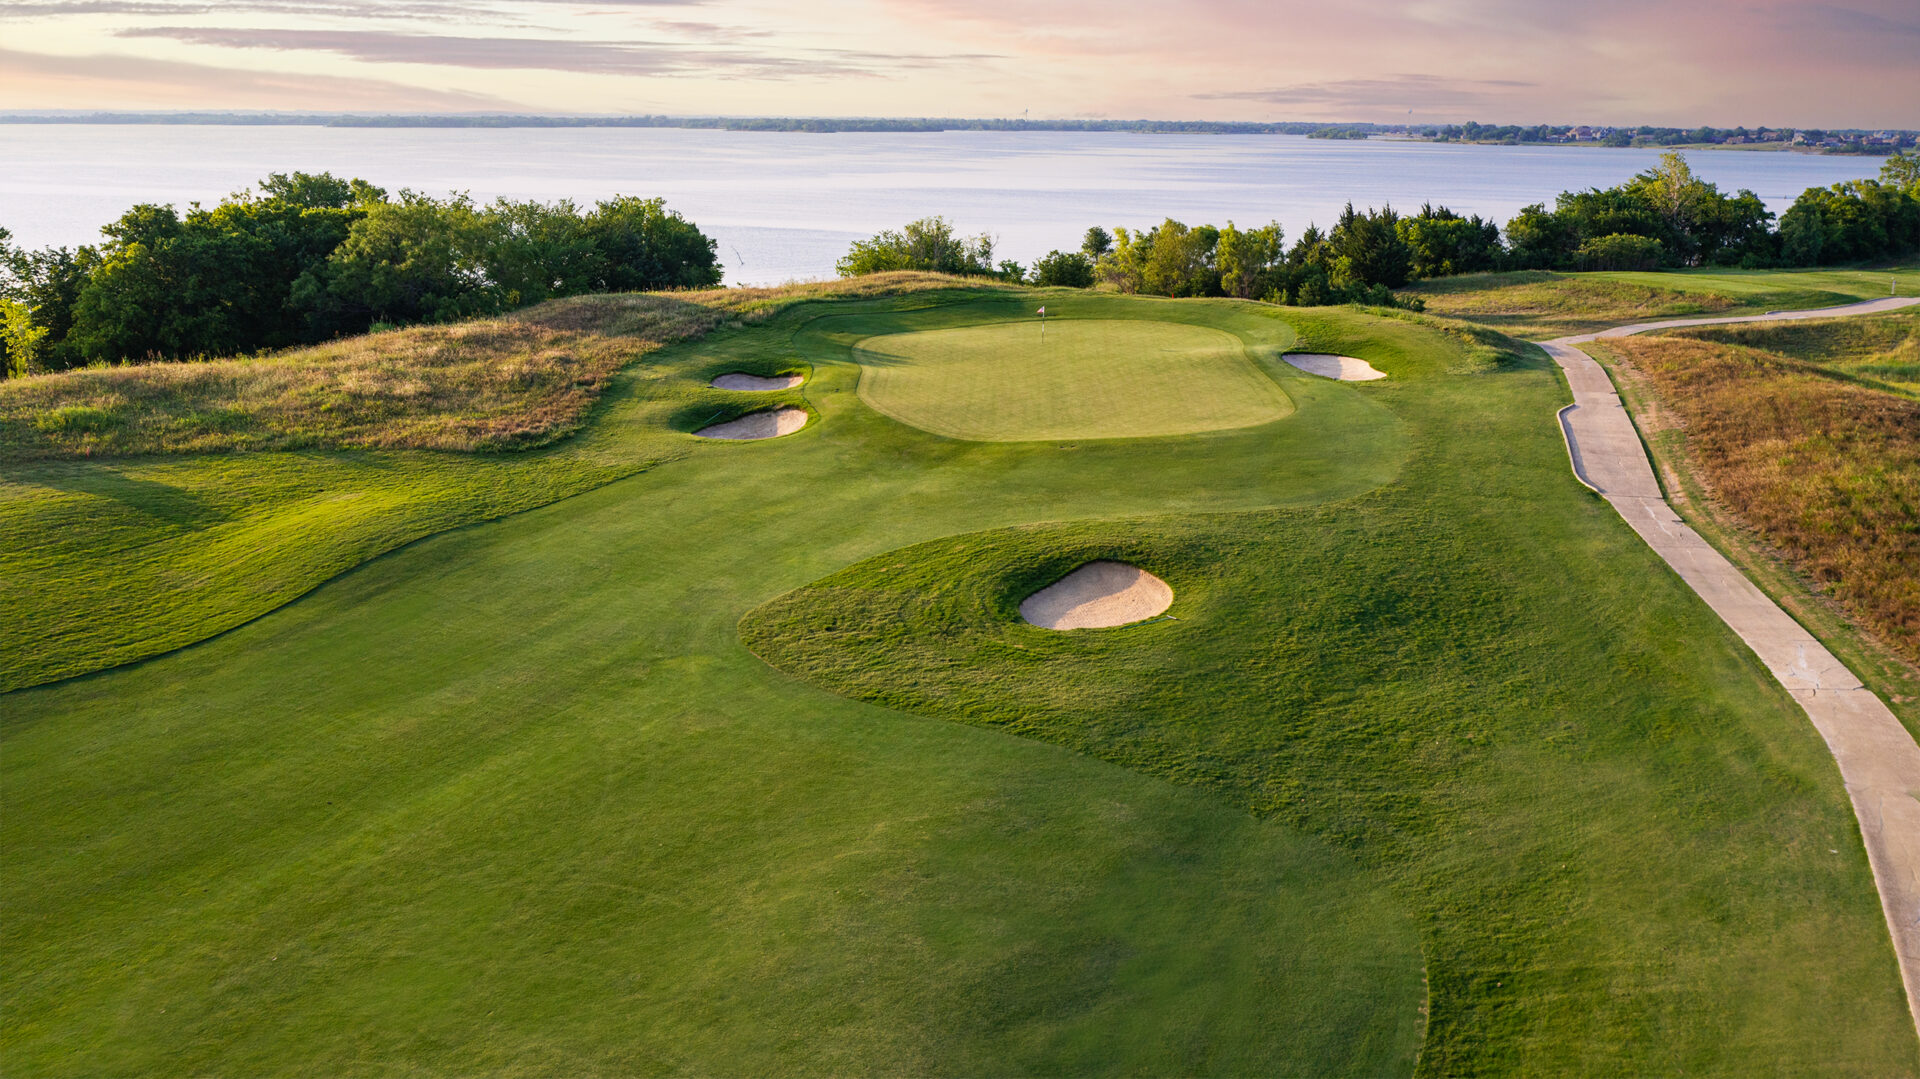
[1726,135,1748,144]
[1791,133,1809,145]
[1570,126,1594,140]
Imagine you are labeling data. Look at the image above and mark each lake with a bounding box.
[0,125,1890,286]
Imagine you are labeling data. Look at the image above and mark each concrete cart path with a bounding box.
[1540,294,1920,1035]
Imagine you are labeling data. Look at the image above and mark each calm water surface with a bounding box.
[0,126,1888,285]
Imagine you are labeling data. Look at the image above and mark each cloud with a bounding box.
[0,45,518,109]
[1198,75,1538,111]
[114,25,991,78]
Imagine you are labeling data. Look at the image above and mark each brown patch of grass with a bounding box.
[1402,271,1739,337]
[1670,309,1920,396]
[0,272,988,461]
[1604,334,1920,664]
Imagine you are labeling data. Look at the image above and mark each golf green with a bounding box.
[3,286,1915,1075]
[854,316,1294,440]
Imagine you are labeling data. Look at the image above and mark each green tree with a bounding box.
[1329,203,1411,289]
[1136,219,1219,297]
[1504,203,1578,270]
[1397,205,1501,279]
[1094,226,1150,293]
[1215,220,1285,299]
[308,193,501,329]
[1573,233,1666,271]
[1880,152,1920,195]
[484,198,602,307]
[583,196,723,292]
[1029,249,1094,288]
[65,174,368,361]
[836,217,993,277]
[1081,226,1114,259]
[1,297,48,377]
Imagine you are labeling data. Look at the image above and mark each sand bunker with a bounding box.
[695,407,809,440]
[712,372,805,391]
[1283,353,1387,381]
[1020,561,1173,630]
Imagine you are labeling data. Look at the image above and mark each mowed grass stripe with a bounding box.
[855,317,1294,441]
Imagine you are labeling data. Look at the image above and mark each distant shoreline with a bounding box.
[0,112,1911,154]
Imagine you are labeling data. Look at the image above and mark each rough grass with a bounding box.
[1401,270,1739,336]
[1407,266,1920,339]
[0,272,979,460]
[1672,307,1920,395]
[854,312,1294,441]
[6,287,1916,1074]
[1596,333,1920,667]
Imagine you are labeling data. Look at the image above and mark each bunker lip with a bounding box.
[695,407,809,440]
[1284,353,1387,381]
[1020,561,1173,630]
[712,372,805,391]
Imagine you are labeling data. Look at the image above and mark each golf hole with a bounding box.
[1020,561,1173,630]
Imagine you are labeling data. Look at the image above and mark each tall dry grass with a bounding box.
[0,272,985,460]
[1671,309,1920,395]
[1402,271,1738,336]
[1606,334,1920,664]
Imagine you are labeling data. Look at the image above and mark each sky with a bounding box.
[0,0,1915,127]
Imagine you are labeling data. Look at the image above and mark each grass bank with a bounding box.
[0,274,984,690]
[1405,266,1920,338]
[1672,305,1920,395]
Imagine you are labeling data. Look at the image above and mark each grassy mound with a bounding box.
[855,313,1293,440]
[0,275,984,690]
[1671,306,1920,395]
[0,272,978,460]
[1405,267,1920,339]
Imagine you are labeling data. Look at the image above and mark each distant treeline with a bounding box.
[0,113,1347,136]
[1426,121,1916,153]
[839,153,1920,305]
[8,114,1913,147]
[1,174,719,377]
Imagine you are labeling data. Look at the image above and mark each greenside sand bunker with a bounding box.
[712,372,805,391]
[1020,561,1173,629]
[855,318,1293,441]
[1285,353,1387,381]
[695,408,808,440]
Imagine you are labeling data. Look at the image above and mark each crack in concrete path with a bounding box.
[1540,296,1920,1036]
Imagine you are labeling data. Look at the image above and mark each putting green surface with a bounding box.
[854,317,1294,440]
[4,286,1917,1075]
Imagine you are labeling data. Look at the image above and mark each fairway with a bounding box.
[854,317,1294,440]
[5,283,1918,1075]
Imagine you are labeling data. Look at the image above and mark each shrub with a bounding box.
[837,217,995,277]
[34,404,119,434]
[1029,250,1095,288]
[1574,233,1666,271]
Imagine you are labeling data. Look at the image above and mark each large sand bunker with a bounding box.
[712,372,805,391]
[1020,561,1173,630]
[1284,353,1387,381]
[695,408,809,440]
